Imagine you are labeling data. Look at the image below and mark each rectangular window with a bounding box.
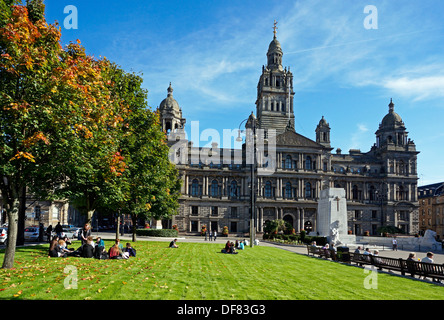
[230,221,238,233]
[211,206,218,216]
[191,206,198,216]
[191,221,198,232]
[52,206,59,220]
[231,207,238,218]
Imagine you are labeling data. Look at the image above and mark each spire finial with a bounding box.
[389,98,394,112]
[167,82,173,96]
[273,20,278,38]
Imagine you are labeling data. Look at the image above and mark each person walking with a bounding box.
[55,222,63,238]
[209,230,212,241]
[213,230,217,241]
[46,224,53,243]
[38,223,44,242]
[392,237,398,251]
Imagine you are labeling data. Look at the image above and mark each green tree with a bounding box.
[98,63,181,241]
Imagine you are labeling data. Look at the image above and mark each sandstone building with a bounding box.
[159,30,420,237]
[418,182,444,239]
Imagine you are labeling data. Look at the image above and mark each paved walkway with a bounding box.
[259,241,444,264]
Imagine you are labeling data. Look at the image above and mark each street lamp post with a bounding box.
[237,117,257,248]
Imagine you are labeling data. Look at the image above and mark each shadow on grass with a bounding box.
[0,243,49,256]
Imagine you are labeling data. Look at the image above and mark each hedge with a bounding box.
[263,233,327,246]
[136,229,178,237]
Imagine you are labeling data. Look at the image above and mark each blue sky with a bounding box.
[43,0,444,186]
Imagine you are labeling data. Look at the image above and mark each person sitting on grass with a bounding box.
[230,242,238,254]
[62,236,72,248]
[109,243,123,259]
[58,239,74,256]
[222,241,231,253]
[79,236,95,258]
[169,239,179,248]
[48,239,63,258]
[115,238,124,251]
[124,243,136,257]
[96,237,105,248]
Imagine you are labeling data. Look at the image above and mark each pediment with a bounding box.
[276,130,324,149]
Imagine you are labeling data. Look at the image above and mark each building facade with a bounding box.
[159,31,421,237]
[418,182,444,239]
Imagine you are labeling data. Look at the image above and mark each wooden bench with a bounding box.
[306,245,336,260]
[350,252,444,282]
[403,259,444,281]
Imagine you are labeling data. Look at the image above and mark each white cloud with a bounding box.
[382,75,444,101]
[347,123,371,151]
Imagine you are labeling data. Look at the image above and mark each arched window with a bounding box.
[285,155,292,169]
[230,180,238,198]
[305,182,312,198]
[305,156,312,170]
[211,180,219,197]
[165,121,172,132]
[265,181,273,198]
[285,182,292,199]
[191,179,200,197]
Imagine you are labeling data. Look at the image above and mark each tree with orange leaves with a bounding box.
[0,1,128,268]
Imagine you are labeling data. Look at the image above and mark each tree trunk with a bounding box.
[2,198,20,269]
[116,214,120,240]
[86,209,95,225]
[131,215,137,242]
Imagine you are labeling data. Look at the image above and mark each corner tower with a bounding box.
[256,21,295,135]
[158,82,186,134]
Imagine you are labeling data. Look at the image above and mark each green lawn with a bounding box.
[0,240,443,300]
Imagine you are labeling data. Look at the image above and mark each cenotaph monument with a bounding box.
[317,187,353,245]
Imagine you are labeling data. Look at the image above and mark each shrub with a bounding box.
[300,230,306,241]
[136,229,178,237]
[303,236,327,246]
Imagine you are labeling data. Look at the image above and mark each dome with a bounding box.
[159,83,180,111]
[380,99,404,128]
[318,116,329,126]
[268,36,282,53]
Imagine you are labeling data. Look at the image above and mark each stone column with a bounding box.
[300,208,305,231]
[295,208,300,232]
